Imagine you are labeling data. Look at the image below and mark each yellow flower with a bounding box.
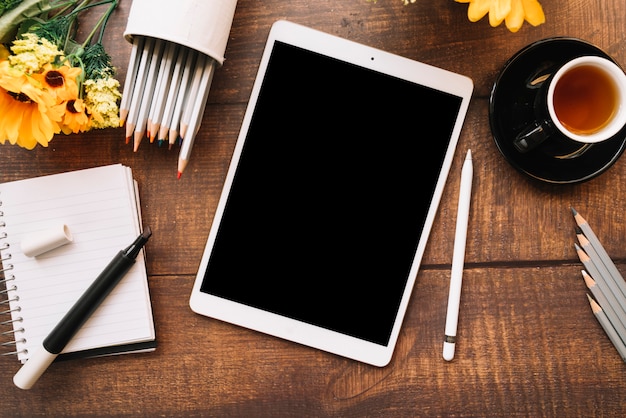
[0,0,121,149]
[8,33,62,73]
[0,61,64,149]
[83,77,121,129]
[455,0,545,32]
[32,63,81,102]
[61,99,90,134]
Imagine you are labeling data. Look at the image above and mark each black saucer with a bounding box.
[489,37,626,184]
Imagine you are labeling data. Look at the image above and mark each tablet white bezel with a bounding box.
[190,20,473,367]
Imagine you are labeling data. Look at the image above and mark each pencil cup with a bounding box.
[123,0,238,66]
[121,0,238,174]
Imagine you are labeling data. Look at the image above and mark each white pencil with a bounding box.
[177,58,216,178]
[158,46,188,144]
[124,36,154,142]
[180,53,207,140]
[147,41,177,142]
[134,39,164,151]
[443,149,473,361]
[169,48,197,148]
[119,35,144,127]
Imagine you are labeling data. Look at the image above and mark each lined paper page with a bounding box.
[0,164,155,363]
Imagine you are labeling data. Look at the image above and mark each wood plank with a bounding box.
[1,267,624,416]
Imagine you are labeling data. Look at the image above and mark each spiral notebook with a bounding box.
[0,164,156,363]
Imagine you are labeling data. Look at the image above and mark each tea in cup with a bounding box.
[513,55,626,157]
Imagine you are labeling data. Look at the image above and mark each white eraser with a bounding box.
[21,224,73,257]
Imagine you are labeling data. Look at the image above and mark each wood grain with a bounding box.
[1,0,626,416]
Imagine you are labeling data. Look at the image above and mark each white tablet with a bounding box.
[190,20,473,367]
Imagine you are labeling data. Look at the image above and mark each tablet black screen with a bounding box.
[200,41,462,346]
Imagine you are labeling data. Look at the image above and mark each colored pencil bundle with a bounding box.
[572,207,626,362]
[119,36,216,178]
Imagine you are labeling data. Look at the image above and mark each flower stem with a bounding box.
[48,0,82,19]
[96,0,117,44]
[80,0,117,47]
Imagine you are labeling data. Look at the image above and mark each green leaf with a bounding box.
[0,0,24,17]
[83,42,114,80]
[63,37,81,55]
[14,16,44,38]
[0,0,51,44]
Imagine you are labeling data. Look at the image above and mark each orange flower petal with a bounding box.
[493,0,512,22]
[0,45,9,60]
[21,111,39,149]
[0,83,60,149]
[459,0,545,31]
[522,0,546,26]
[2,99,23,141]
[467,0,491,22]
[505,0,525,32]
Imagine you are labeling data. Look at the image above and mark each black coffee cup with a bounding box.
[513,56,626,158]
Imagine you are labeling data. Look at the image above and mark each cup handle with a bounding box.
[513,120,555,153]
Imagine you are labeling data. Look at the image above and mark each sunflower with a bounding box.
[61,98,90,134]
[455,0,545,32]
[33,63,82,102]
[0,0,121,150]
[0,61,64,149]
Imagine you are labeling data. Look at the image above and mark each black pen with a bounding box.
[13,227,152,390]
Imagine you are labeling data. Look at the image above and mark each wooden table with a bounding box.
[1,0,626,416]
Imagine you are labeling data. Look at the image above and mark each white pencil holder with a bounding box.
[123,0,238,65]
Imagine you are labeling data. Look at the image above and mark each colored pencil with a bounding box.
[124,36,154,143]
[572,208,626,363]
[158,46,188,145]
[576,231,626,323]
[572,207,626,301]
[148,41,177,142]
[120,35,218,174]
[581,270,626,338]
[587,294,626,362]
[180,53,207,140]
[177,58,216,178]
[119,36,144,127]
[168,48,197,149]
[134,39,164,151]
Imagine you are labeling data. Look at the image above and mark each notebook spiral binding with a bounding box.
[0,202,27,357]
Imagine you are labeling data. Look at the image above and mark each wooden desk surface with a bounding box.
[2,0,626,416]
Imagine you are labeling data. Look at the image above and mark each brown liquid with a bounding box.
[553,65,618,135]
